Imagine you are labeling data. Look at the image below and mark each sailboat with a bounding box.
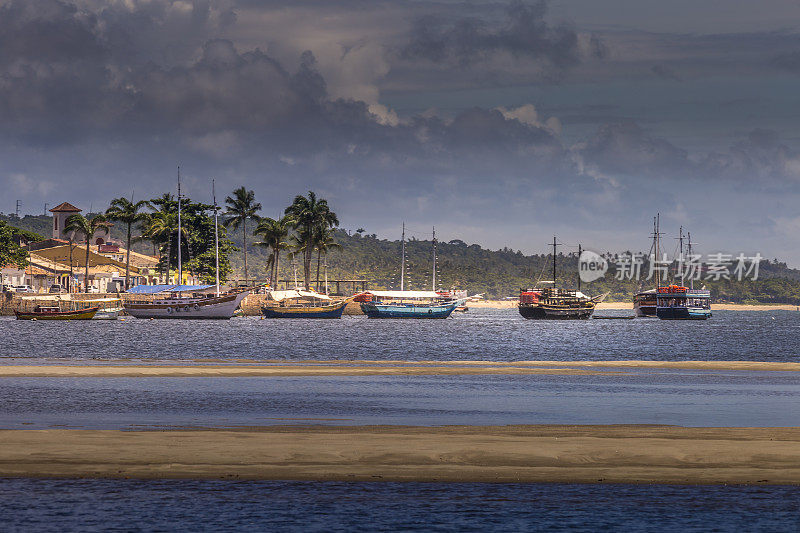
[123,173,253,319]
[518,237,605,320]
[359,223,465,318]
[633,214,662,317]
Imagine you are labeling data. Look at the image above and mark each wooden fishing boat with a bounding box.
[123,177,253,320]
[518,287,600,320]
[123,285,252,319]
[633,215,663,317]
[15,305,99,320]
[519,238,605,320]
[261,291,352,318]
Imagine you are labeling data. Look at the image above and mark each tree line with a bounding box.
[53,188,339,292]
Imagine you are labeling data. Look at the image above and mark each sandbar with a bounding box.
[1,425,799,484]
[0,360,799,377]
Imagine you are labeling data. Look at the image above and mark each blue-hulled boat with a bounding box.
[359,290,464,319]
[656,285,712,320]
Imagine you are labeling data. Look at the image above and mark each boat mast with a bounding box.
[552,235,557,284]
[577,243,581,292]
[212,179,220,297]
[177,166,182,285]
[400,222,405,291]
[432,226,436,291]
[653,213,661,288]
[678,226,684,287]
[687,231,694,290]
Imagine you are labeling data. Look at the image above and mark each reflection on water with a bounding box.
[1,309,799,362]
[0,479,798,532]
[1,371,798,429]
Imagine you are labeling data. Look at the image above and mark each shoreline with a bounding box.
[2,425,799,484]
[1,359,799,377]
[467,300,799,311]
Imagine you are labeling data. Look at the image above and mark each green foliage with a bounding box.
[223,186,261,282]
[0,220,30,268]
[230,228,800,302]
[145,195,235,283]
[284,191,338,288]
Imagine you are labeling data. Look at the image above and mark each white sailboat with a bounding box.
[123,173,253,319]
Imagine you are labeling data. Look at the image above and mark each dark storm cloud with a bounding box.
[578,122,689,176]
[401,1,587,69]
[700,129,800,182]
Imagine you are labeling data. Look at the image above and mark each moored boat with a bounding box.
[634,289,658,317]
[15,305,99,320]
[261,290,352,318]
[518,286,600,320]
[656,285,712,320]
[518,238,605,320]
[359,290,464,319]
[123,285,252,319]
[633,214,663,317]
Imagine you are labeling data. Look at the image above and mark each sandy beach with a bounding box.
[1,425,799,484]
[1,360,799,377]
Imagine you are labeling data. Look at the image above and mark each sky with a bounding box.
[2,0,800,263]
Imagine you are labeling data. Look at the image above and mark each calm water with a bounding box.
[0,479,798,532]
[2,309,799,530]
[1,309,799,361]
[0,372,798,429]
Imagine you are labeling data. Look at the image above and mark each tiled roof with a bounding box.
[49,202,82,212]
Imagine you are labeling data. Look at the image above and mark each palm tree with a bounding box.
[64,213,111,293]
[224,187,261,284]
[284,191,338,289]
[105,197,148,289]
[313,226,340,291]
[141,211,172,282]
[254,216,293,289]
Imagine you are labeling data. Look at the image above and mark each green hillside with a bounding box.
[5,213,800,303]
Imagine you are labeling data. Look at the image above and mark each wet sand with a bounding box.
[0,360,799,377]
[2,425,799,484]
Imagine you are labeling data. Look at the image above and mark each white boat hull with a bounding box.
[93,308,123,320]
[123,292,250,319]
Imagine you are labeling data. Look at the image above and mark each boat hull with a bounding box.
[261,300,348,318]
[634,303,658,317]
[519,304,595,320]
[15,307,99,320]
[93,308,123,320]
[123,291,249,319]
[360,300,460,319]
[656,307,712,320]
